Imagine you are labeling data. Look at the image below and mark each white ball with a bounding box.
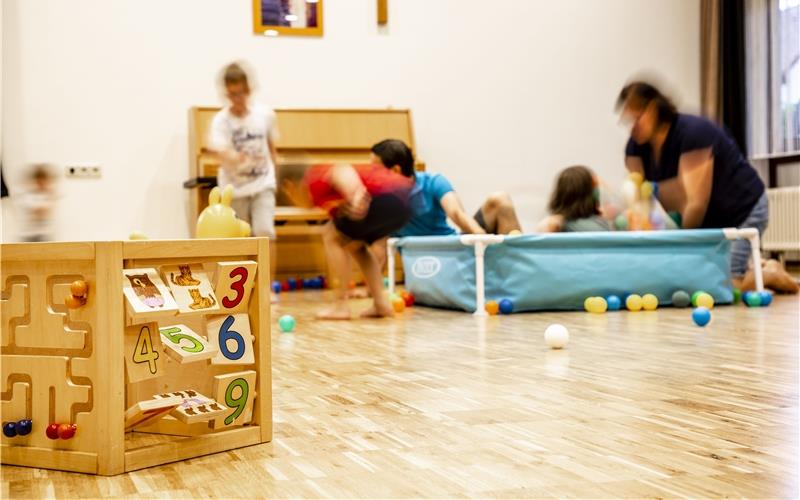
[544,324,569,349]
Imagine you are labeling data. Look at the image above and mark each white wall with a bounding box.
[1,0,700,241]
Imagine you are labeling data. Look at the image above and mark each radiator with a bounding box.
[762,186,800,252]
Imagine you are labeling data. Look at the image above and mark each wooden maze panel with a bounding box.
[1,260,97,453]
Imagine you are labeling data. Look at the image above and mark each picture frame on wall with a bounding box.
[253,0,323,37]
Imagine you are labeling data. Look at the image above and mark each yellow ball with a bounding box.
[695,292,715,309]
[626,294,643,311]
[640,181,653,199]
[508,229,522,236]
[485,300,499,315]
[589,297,608,313]
[628,171,644,186]
[641,293,659,311]
[584,297,594,312]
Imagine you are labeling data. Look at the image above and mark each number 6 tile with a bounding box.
[206,313,255,365]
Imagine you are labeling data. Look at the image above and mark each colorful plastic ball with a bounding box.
[392,296,406,313]
[732,288,742,304]
[695,292,714,309]
[690,291,706,307]
[508,229,522,236]
[485,300,499,315]
[759,291,773,307]
[615,215,629,231]
[281,281,290,292]
[745,291,762,307]
[587,297,607,313]
[671,290,691,308]
[16,419,32,436]
[383,277,390,288]
[606,295,622,311]
[271,281,281,294]
[544,324,569,349]
[626,294,643,312]
[287,278,297,290]
[402,292,415,307]
[318,276,327,288]
[499,299,514,315]
[278,315,296,333]
[57,423,77,440]
[628,171,644,186]
[583,297,594,312]
[3,422,17,438]
[45,423,60,440]
[640,181,654,199]
[692,307,712,327]
[295,279,304,291]
[641,294,658,311]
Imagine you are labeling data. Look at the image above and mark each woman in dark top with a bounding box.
[616,81,797,293]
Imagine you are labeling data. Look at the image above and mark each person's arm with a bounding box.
[207,116,246,171]
[677,148,713,229]
[626,155,685,213]
[439,192,486,234]
[328,164,370,220]
[625,156,644,175]
[536,214,564,233]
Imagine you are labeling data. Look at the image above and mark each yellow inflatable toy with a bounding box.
[196,185,251,238]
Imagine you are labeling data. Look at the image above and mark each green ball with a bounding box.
[745,292,762,308]
[614,215,628,231]
[671,290,691,308]
[278,315,296,333]
[691,290,706,307]
[732,288,742,304]
[383,277,389,288]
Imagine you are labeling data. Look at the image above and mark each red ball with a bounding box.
[295,279,304,290]
[281,281,290,292]
[46,423,60,440]
[57,423,77,440]
[403,292,415,307]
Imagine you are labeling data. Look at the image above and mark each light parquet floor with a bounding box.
[2,291,798,498]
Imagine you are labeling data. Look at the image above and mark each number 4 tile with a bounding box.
[159,324,217,364]
[211,370,257,429]
[207,313,255,365]
[213,261,257,313]
[124,322,164,383]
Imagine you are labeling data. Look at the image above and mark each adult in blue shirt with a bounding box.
[369,139,521,266]
[616,81,797,293]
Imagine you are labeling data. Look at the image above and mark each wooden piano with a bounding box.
[186,107,424,281]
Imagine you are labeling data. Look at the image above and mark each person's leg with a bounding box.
[317,222,353,319]
[349,243,393,317]
[730,193,798,293]
[249,189,278,292]
[475,192,521,234]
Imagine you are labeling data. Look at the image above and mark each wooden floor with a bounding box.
[3,291,798,498]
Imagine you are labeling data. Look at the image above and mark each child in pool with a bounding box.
[537,165,611,233]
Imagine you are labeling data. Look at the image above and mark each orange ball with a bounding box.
[65,295,84,309]
[392,297,406,313]
[70,280,88,297]
[485,300,499,315]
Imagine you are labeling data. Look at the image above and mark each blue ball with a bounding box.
[271,281,281,294]
[278,315,296,333]
[606,295,622,311]
[287,278,297,291]
[16,419,32,436]
[692,307,711,327]
[759,291,773,307]
[744,291,762,307]
[499,299,514,314]
[2,422,17,438]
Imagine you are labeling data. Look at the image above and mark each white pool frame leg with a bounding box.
[460,235,505,316]
[723,227,765,292]
[386,238,398,295]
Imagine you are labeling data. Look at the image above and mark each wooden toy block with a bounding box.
[122,268,178,322]
[207,313,255,365]
[160,264,219,316]
[158,323,217,363]
[9,276,88,350]
[124,323,164,383]
[213,261,257,314]
[211,370,257,429]
[124,394,183,431]
[154,390,227,424]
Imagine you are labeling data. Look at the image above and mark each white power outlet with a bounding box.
[65,165,102,178]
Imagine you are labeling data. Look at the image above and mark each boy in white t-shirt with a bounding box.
[208,62,278,239]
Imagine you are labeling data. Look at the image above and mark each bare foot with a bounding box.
[316,305,352,320]
[763,260,800,294]
[360,301,394,318]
